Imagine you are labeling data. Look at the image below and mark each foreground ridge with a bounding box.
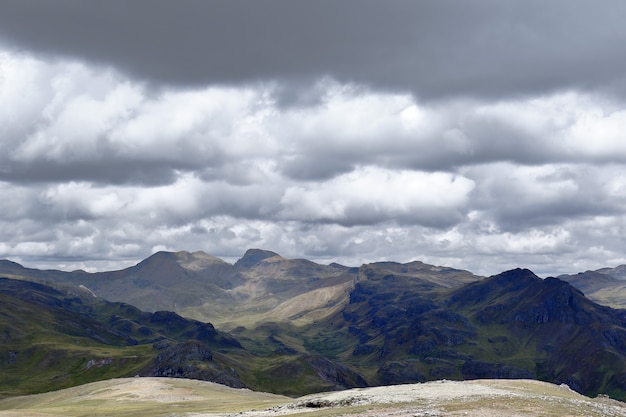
[1,377,625,417]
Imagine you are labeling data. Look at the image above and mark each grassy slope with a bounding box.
[0,287,151,398]
[0,278,244,398]
[586,284,626,309]
[0,377,291,417]
[0,276,369,399]
[559,267,626,309]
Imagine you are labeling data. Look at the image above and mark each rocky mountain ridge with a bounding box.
[0,249,479,329]
[3,250,626,400]
[559,265,626,309]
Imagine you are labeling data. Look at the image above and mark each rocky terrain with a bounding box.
[0,377,625,417]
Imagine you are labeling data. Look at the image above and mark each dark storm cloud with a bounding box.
[464,163,626,232]
[0,159,187,185]
[2,1,626,101]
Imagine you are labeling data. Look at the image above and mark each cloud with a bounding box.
[0,51,277,185]
[2,1,626,102]
[463,163,626,231]
[2,2,626,277]
[4,50,626,187]
[279,167,475,227]
[2,52,626,276]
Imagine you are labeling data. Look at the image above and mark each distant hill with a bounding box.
[0,249,480,329]
[559,265,626,308]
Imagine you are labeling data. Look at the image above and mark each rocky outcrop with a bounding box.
[234,249,281,268]
[305,354,368,390]
[267,353,368,393]
[461,360,534,379]
[140,340,245,388]
[148,310,242,348]
[377,360,427,385]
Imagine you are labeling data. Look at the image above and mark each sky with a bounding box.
[1,1,626,277]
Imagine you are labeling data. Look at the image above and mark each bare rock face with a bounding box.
[147,310,242,348]
[304,354,369,390]
[140,340,246,388]
[377,360,427,385]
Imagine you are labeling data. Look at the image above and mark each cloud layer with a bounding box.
[2,1,626,101]
[1,2,626,276]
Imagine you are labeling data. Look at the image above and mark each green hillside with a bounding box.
[0,278,243,398]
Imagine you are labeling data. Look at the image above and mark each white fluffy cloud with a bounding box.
[279,167,474,227]
[2,45,626,276]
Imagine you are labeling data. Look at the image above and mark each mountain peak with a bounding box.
[0,259,26,272]
[174,251,229,270]
[492,268,539,285]
[598,264,626,280]
[135,251,177,265]
[234,249,281,268]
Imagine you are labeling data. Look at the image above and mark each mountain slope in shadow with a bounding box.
[301,268,626,399]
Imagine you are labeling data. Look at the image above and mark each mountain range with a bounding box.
[558,265,626,309]
[2,249,626,401]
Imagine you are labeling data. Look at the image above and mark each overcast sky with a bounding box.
[2,1,626,276]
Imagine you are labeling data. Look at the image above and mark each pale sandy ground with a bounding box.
[2,378,626,417]
[195,379,626,417]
